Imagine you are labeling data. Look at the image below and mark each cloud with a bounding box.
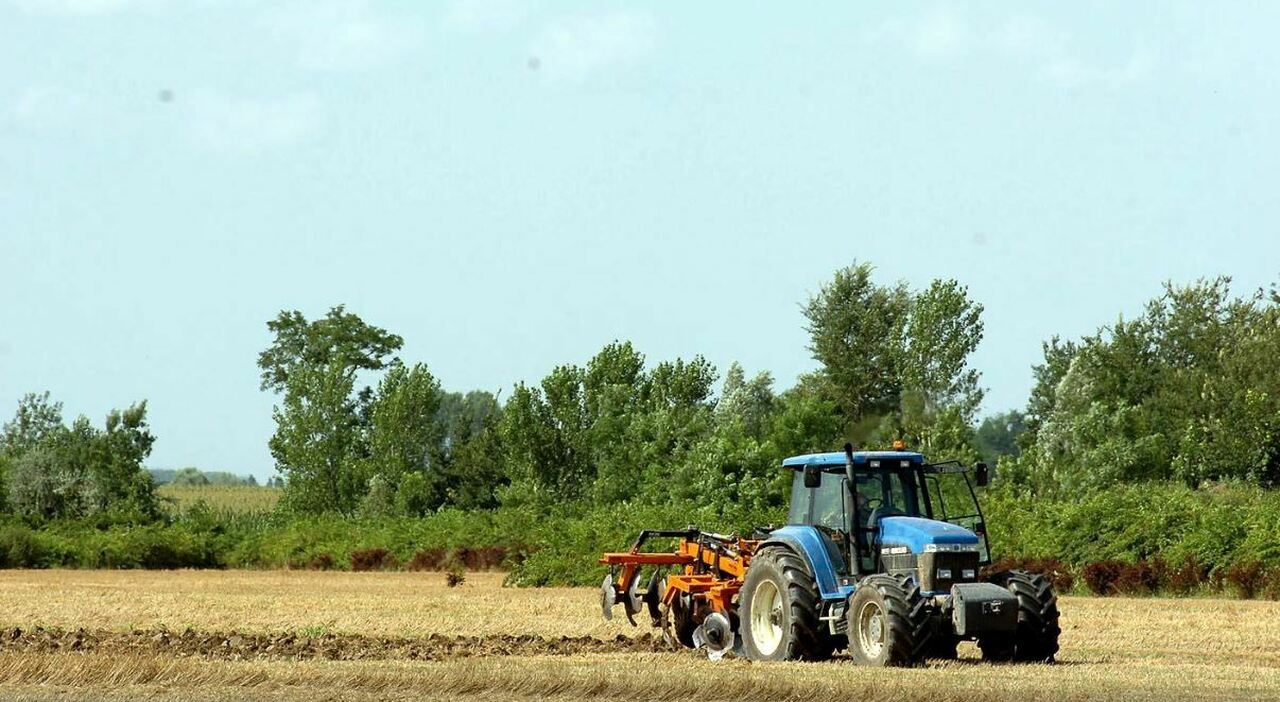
[262,1,422,72]
[9,85,86,127]
[867,7,1158,89]
[183,92,322,154]
[908,7,969,59]
[530,11,656,83]
[445,0,525,34]
[8,0,160,16]
[1044,49,1155,89]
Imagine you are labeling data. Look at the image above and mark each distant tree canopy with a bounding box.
[1007,277,1280,493]
[803,262,985,462]
[260,307,503,516]
[0,393,159,523]
[10,265,1274,527]
[152,467,257,487]
[257,263,995,517]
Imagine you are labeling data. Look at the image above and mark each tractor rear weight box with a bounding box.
[950,583,1018,637]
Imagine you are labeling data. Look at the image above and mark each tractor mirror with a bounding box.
[974,462,990,487]
[803,466,822,488]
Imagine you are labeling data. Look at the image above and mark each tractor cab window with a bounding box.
[810,471,845,532]
[786,469,846,533]
[852,470,917,523]
[921,469,991,563]
[850,469,920,574]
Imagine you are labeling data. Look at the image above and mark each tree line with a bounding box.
[2,264,1278,526]
[254,263,991,519]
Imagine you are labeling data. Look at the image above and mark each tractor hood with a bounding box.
[879,516,979,554]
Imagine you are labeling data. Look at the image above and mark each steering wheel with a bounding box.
[863,497,883,511]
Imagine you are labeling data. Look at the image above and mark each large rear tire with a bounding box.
[979,570,1060,663]
[739,547,834,661]
[846,573,932,666]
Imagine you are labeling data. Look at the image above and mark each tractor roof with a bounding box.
[782,451,925,469]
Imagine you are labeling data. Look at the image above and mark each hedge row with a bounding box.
[2,481,1278,596]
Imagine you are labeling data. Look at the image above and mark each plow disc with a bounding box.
[599,528,759,658]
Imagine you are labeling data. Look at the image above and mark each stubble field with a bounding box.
[0,570,1277,701]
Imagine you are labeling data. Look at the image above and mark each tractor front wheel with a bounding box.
[847,573,932,666]
[979,570,1060,663]
[739,547,833,661]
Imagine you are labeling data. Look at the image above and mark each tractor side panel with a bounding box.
[761,526,855,601]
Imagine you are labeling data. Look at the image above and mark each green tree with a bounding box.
[270,360,364,514]
[170,467,210,486]
[365,362,445,505]
[3,397,159,523]
[1,392,63,457]
[498,342,717,505]
[897,279,985,458]
[260,307,404,515]
[716,362,776,440]
[1011,277,1280,492]
[0,392,65,512]
[976,410,1026,466]
[438,391,505,510]
[803,263,985,457]
[257,306,403,393]
[803,262,909,422]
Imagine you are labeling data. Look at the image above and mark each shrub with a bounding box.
[1225,561,1265,599]
[1262,570,1280,601]
[1114,560,1161,595]
[1166,556,1206,595]
[350,547,396,572]
[1081,560,1126,596]
[1209,567,1227,592]
[446,546,508,571]
[308,553,335,570]
[407,548,446,571]
[0,525,46,568]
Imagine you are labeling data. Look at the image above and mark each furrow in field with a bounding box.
[0,626,673,661]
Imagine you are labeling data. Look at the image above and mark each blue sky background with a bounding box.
[3,1,1279,479]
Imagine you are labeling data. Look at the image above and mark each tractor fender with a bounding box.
[757,526,852,601]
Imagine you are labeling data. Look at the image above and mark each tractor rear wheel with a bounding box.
[846,573,932,666]
[739,547,834,661]
[979,570,1060,663]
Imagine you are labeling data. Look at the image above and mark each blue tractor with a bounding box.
[601,443,1060,665]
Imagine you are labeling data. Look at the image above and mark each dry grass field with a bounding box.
[0,570,1277,701]
[155,484,281,514]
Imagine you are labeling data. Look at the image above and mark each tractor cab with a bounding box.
[782,444,991,593]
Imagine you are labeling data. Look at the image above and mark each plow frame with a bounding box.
[599,528,760,623]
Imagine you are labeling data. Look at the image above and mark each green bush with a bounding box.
[0,524,45,567]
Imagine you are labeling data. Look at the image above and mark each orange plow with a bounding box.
[600,528,760,657]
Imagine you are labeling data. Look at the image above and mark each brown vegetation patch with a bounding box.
[349,548,397,572]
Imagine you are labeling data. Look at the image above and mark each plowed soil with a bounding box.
[0,626,670,661]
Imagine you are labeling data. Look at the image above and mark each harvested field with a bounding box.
[0,570,1277,701]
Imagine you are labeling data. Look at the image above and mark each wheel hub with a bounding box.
[858,601,886,659]
[750,580,784,656]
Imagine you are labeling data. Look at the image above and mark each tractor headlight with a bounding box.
[962,569,976,579]
[937,568,952,580]
[923,544,980,553]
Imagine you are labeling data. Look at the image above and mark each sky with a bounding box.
[3,1,1279,479]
